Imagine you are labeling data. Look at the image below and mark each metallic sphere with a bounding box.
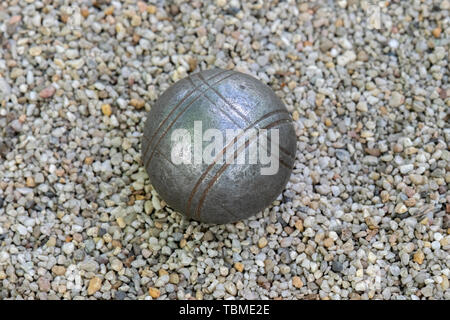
[142,68,296,224]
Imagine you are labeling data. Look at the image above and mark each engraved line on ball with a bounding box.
[150,145,239,219]
[142,69,229,162]
[197,72,251,125]
[161,70,295,163]
[194,131,259,220]
[201,91,245,128]
[144,71,236,169]
[144,71,237,170]
[186,76,244,129]
[185,109,291,217]
[142,69,231,163]
[196,74,295,167]
[199,71,296,162]
[194,118,294,219]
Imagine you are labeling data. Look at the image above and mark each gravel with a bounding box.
[0,0,449,300]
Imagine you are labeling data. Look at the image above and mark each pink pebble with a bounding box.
[39,86,56,98]
[8,15,21,25]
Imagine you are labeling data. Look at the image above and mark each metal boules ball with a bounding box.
[142,68,297,224]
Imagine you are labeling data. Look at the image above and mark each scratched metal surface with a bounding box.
[142,68,296,224]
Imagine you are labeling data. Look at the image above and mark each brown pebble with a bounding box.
[188,57,198,72]
[310,201,319,210]
[380,190,390,203]
[60,13,69,23]
[116,217,126,228]
[413,250,425,265]
[169,273,179,284]
[154,221,162,229]
[284,226,294,235]
[131,32,140,44]
[323,238,334,248]
[365,148,381,156]
[295,220,304,232]
[111,240,122,248]
[147,5,157,14]
[404,198,416,207]
[395,203,407,214]
[130,98,145,109]
[51,265,66,276]
[26,177,35,187]
[258,237,268,248]
[393,144,403,153]
[432,27,441,38]
[55,168,65,177]
[169,4,180,15]
[88,277,102,295]
[315,94,325,107]
[158,269,168,276]
[149,287,160,298]
[104,6,115,15]
[101,104,112,116]
[104,6,114,16]
[234,262,244,272]
[292,276,304,288]
[81,7,89,18]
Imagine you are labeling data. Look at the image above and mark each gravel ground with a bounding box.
[0,0,449,300]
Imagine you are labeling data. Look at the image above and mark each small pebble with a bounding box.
[87,277,102,295]
[292,276,303,288]
[39,86,56,98]
[389,92,404,107]
[149,287,160,299]
[101,104,112,116]
[413,250,425,265]
[258,237,268,248]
